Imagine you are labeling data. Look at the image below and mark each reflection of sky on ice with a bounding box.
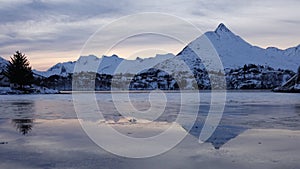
[0,91,300,167]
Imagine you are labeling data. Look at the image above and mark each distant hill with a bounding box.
[32,54,174,77]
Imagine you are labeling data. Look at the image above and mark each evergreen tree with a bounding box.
[4,51,34,89]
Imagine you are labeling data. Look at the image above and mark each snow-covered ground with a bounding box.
[0,87,13,94]
[0,86,59,95]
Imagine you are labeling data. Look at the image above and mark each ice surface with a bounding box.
[0,91,300,168]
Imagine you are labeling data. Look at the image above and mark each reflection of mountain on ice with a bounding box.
[189,123,247,150]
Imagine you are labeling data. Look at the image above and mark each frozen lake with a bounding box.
[0,91,300,168]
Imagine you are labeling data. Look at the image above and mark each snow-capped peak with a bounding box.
[215,23,231,33]
[33,53,174,77]
[106,54,120,58]
[30,23,300,78]
[78,55,99,63]
[176,23,300,72]
[136,57,143,61]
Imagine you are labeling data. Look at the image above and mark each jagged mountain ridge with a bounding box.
[175,23,300,73]
[0,23,299,90]
[32,53,174,77]
[29,23,300,78]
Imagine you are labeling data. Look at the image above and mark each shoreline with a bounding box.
[0,89,287,95]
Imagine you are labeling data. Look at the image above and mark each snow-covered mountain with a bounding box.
[34,23,299,79]
[176,23,300,72]
[1,23,299,90]
[33,53,174,77]
[33,61,76,77]
[129,23,299,90]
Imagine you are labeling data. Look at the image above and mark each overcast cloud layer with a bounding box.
[0,0,299,70]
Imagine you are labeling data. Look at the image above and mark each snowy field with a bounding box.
[0,91,300,168]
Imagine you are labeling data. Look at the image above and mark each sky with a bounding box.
[0,0,299,70]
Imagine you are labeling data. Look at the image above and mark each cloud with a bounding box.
[0,0,299,70]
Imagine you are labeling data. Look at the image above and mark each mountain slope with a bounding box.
[33,54,174,77]
[33,61,76,77]
[0,57,8,72]
[2,23,300,90]
[177,23,300,72]
[33,23,299,78]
